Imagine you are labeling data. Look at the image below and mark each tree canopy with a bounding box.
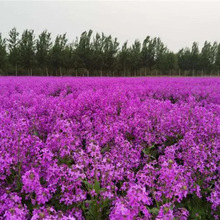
[0,28,220,76]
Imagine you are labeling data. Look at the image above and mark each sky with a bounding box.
[0,1,220,52]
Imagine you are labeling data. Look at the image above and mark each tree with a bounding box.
[200,41,212,75]
[141,36,157,75]
[19,29,36,75]
[177,48,191,73]
[76,30,93,76]
[36,30,52,76]
[215,43,220,75]
[70,38,85,76]
[91,33,105,76]
[0,34,7,75]
[130,40,142,76]
[50,34,67,76]
[155,37,168,74]
[2,27,220,76]
[158,51,177,75]
[191,42,200,75]
[166,52,178,74]
[210,41,218,73]
[7,27,20,76]
[118,41,131,76]
[102,35,119,76]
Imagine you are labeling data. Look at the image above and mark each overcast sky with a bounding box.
[0,1,220,52]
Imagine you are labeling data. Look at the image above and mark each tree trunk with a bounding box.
[15,63,18,76]
[60,67,62,77]
[46,67,49,76]
[75,69,78,77]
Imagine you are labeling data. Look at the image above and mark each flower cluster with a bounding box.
[0,77,219,219]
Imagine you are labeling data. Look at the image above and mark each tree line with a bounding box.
[0,28,220,76]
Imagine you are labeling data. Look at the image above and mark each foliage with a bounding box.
[1,28,220,76]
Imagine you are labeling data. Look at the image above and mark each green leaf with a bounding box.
[83,180,93,190]
[94,179,101,194]
[148,207,159,215]
[101,146,110,154]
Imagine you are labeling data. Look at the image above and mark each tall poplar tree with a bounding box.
[76,30,93,76]
[0,34,7,75]
[36,30,52,76]
[215,43,220,75]
[50,34,67,76]
[8,28,20,76]
[19,29,36,75]
[191,42,200,75]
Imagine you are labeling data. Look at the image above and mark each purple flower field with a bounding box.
[0,77,219,219]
